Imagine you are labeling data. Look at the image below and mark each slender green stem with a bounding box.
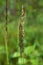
[4,0,9,65]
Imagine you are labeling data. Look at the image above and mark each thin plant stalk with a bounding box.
[4,0,9,65]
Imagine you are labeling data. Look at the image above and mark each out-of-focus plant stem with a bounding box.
[4,0,9,65]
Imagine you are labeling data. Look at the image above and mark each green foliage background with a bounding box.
[0,0,43,65]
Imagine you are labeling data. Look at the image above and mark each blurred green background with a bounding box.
[0,0,43,65]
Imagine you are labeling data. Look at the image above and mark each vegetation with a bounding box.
[0,0,43,65]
